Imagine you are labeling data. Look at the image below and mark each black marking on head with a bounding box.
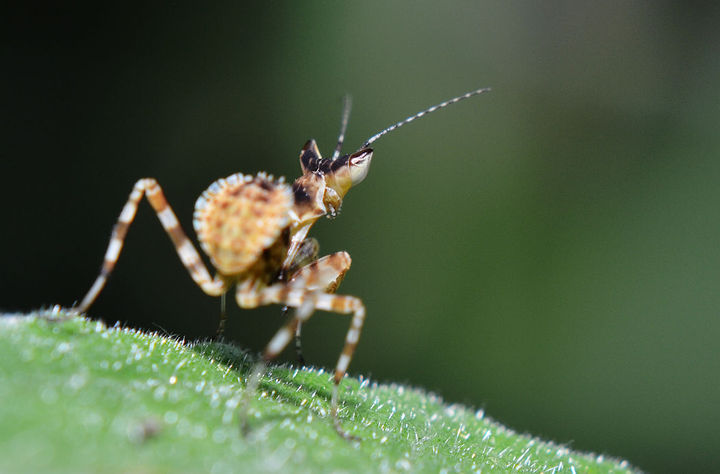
[330,155,350,172]
[303,155,347,177]
[300,140,321,173]
[292,182,312,204]
[350,147,373,160]
[308,155,350,176]
[318,159,332,174]
[301,154,320,173]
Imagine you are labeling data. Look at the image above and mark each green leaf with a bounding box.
[0,310,637,473]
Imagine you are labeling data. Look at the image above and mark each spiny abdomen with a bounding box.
[193,172,293,276]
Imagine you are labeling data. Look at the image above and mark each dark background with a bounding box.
[3,3,719,472]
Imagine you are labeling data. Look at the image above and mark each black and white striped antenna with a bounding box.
[361,87,491,149]
[332,94,352,160]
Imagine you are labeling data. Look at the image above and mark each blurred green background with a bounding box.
[3,2,719,472]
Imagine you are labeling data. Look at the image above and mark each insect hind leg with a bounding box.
[74,178,226,314]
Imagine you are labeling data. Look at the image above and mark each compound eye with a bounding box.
[348,148,373,185]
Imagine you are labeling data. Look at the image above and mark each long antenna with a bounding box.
[332,94,353,160]
[361,87,491,148]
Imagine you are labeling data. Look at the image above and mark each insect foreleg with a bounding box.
[236,253,363,440]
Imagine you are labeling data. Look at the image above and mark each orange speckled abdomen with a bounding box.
[193,172,293,276]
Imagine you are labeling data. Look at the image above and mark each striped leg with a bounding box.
[237,253,365,440]
[277,232,319,361]
[289,251,350,293]
[74,178,227,314]
[287,249,349,365]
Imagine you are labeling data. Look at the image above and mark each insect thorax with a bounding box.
[193,172,293,276]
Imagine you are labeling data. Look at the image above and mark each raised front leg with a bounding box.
[237,252,364,440]
[286,250,351,364]
[74,178,227,314]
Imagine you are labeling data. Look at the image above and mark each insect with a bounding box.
[72,87,490,439]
